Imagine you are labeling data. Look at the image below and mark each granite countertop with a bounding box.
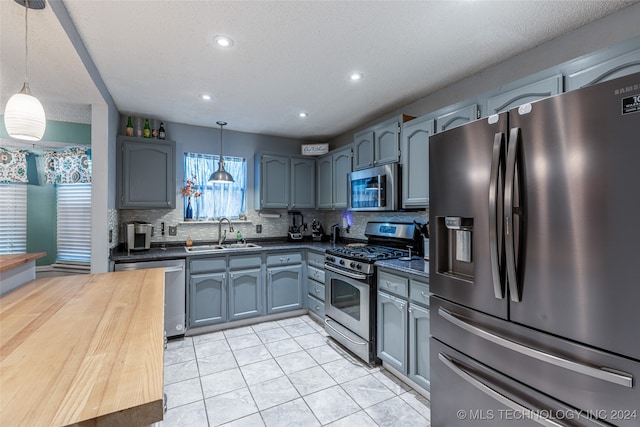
[111,238,430,279]
[376,257,430,279]
[110,239,340,263]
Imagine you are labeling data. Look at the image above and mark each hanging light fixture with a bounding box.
[4,0,47,141]
[209,121,234,183]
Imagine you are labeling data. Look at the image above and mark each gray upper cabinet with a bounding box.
[401,115,434,208]
[353,115,414,171]
[316,154,333,209]
[374,118,401,166]
[353,130,374,170]
[317,146,352,210]
[486,74,563,114]
[435,104,478,133]
[255,154,315,210]
[566,48,640,91]
[116,136,176,209]
[290,157,315,209]
[257,154,289,209]
[332,147,352,209]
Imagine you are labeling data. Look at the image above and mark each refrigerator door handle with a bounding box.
[489,132,506,299]
[505,127,521,302]
[438,353,569,427]
[439,307,634,388]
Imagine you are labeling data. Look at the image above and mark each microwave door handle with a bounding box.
[489,132,505,299]
[505,127,521,302]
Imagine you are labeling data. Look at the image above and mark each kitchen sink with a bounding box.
[184,243,261,253]
[221,243,261,249]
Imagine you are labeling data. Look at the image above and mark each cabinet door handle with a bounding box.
[315,288,320,293]
[420,291,427,297]
[408,307,413,313]
[400,303,405,310]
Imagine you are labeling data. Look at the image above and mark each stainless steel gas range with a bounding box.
[324,222,418,364]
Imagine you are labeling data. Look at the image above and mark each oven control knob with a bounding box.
[355,264,362,270]
[339,259,345,265]
[350,262,356,268]
[326,256,335,263]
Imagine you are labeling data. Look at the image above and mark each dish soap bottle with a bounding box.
[236,230,243,243]
[186,235,193,247]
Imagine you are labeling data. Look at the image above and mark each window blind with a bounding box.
[0,183,27,254]
[56,184,91,262]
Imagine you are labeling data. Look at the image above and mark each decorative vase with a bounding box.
[185,197,193,221]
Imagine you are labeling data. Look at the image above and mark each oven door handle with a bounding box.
[324,318,369,346]
[325,264,368,281]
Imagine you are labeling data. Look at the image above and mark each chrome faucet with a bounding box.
[218,217,234,245]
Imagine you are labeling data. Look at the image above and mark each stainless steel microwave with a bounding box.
[348,163,400,211]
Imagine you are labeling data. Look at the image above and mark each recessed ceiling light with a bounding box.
[213,35,234,48]
[200,94,212,101]
[349,72,364,81]
[298,112,308,118]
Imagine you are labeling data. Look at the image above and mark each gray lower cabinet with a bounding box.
[377,291,408,372]
[229,268,263,321]
[267,264,303,313]
[266,252,303,314]
[306,250,326,319]
[408,303,430,391]
[116,136,176,209]
[190,271,226,327]
[377,268,430,392]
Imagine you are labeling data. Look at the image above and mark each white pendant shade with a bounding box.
[4,85,46,141]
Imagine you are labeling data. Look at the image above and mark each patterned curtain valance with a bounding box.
[0,149,28,183]
[44,147,91,184]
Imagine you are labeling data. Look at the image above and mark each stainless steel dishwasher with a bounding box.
[114,259,186,338]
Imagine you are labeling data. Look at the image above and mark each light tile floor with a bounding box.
[162,315,431,426]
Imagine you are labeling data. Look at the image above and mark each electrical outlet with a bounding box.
[256,224,262,233]
[169,226,178,236]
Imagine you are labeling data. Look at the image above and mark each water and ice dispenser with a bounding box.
[436,216,474,281]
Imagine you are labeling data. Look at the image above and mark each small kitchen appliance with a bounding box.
[311,219,324,241]
[287,211,304,241]
[124,221,152,251]
[324,221,419,364]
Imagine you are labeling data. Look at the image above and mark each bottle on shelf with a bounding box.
[143,119,151,138]
[158,122,166,140]
[152,119,158,138]
[125,116,134,136]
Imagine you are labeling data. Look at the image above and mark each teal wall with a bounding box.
[1,117,91,266]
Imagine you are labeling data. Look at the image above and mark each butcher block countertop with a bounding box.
[0,269,165,426]
[0,252,46,272]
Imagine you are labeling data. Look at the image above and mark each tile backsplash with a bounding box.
[117,208,429,245]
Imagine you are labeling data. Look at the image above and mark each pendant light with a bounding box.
[209,121,234,183]
[4,0,47,141]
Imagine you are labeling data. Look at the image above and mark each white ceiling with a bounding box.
[1,0,636,141]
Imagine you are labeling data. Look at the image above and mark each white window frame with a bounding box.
[56,183,91,263]
[0,183,27,254]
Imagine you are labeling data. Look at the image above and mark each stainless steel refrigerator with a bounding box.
[429,72,640,426]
